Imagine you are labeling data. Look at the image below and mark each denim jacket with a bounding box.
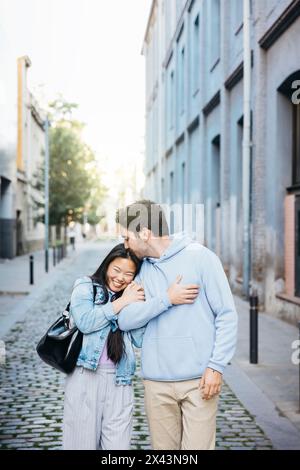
[70,276,145,385]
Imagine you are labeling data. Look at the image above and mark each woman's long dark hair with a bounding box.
[90,243,141,364]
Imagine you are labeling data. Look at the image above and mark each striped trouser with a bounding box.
[62,365,134,450]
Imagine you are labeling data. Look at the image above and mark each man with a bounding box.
[116,200,238,450]
[68,226,76,250]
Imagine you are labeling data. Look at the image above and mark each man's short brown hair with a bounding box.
[116,200,169,237]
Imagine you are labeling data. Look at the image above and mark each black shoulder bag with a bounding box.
[36,283,97,374]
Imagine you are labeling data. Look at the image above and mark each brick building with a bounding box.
[0,53,45,259]
[142,0,300,322]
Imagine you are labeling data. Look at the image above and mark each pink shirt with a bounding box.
[99,340,115,367]
[99,288,116,368]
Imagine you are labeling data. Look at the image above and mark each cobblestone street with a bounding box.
[0,243,273,450]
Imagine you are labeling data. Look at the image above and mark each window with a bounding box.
[179,47,185,113]
[146,111,152,169]
[153,26,157,84]
[210,0,220,66]
[293,104,300,185]
[233,0,243,32]
[181,162,186,204]
[192,15,200,92]
[170,171,174,204]
[176,0,184,20]
[154,100,158,156]
[170,171,175,233]
[168,70,175,130]
[0,177,10,200]
[161,178,165,202]
[278,71,300,187]
[165,0,174,46]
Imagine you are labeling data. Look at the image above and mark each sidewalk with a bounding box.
[0,241,102,338]
[224,295,300,449]
[0,243,85,295]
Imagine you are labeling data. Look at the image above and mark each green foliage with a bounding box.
[48,96,79,122]
[49,125,90,225]
[33,97,107,226]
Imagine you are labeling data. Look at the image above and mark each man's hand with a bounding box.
[167,275,199,305]
[199,367,222,400]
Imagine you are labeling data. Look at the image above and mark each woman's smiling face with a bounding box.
[106,257,136,292]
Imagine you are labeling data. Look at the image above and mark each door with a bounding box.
[295,196,300,296]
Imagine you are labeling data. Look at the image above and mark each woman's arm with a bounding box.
[70,279,118,334]
[71,278,146,334]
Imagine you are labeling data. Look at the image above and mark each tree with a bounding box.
[30,97,107,234]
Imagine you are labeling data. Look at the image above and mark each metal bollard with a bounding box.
[45,249,49,273]
[249,290,258,364]
[53,246,56,267]
[29,255,34,285]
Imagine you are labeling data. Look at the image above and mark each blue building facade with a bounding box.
[142,0,300,322]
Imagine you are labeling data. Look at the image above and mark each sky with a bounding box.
[1,0,152,193]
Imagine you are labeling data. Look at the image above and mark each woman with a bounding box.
[63,243,145,450]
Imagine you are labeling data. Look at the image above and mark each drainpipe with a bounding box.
[242,0,252,298]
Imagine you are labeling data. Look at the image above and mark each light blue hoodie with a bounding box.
[117,234,238,381]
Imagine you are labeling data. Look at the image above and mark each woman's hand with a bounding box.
[112,282,145,314]
[122,282,145,305]
[167,275,199,305]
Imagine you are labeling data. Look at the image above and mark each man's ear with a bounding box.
[139,227,151,242]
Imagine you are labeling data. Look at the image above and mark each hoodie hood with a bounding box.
[146,232,191,264]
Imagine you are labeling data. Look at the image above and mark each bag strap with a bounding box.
[65,280,97,312]
[92,283,97,301]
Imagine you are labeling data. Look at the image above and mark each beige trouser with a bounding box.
[143,378,219,450]
[63,366,133,450]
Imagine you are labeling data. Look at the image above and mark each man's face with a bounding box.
[120,227,148,259]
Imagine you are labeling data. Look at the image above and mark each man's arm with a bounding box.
[117,293,172,331]
[201,248,238,375]
[118,271,171,330]
[118,274,199,331]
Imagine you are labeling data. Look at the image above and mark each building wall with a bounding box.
[143,0,300,323]
[23,92,45,252]
[254,6,300,321]
[0,16,18,258]
[0,41,45,257]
